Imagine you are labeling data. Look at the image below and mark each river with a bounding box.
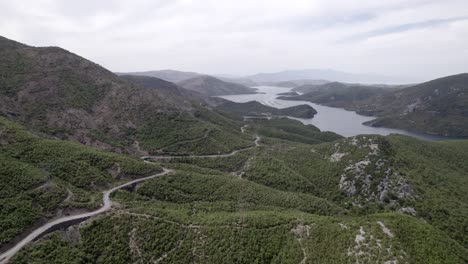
[219,86,455,141]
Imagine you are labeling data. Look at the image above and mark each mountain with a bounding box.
[178,75,257,96]
[247,69,412,84]
[216,76,258,87]
[217,100,317,118]
[119,70,258,87]
[117,69,200,83]
[0,36,253,155]
[280,82,394,109]
[264,79,330,88]
[119,75,210,103]
[362,73,468,137]
[292,82,404,94]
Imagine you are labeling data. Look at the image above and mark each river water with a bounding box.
[219,86,454,141]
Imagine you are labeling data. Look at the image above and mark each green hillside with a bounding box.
[0,117,161,248]
[0,36,252,156]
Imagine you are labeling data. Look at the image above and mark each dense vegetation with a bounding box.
[136,109,253,155]
[250,118,342,145]
[0,117,161,248]
[8,122,468,263]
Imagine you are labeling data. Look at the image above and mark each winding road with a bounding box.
[0,169,173,264]
[141,135,260,160]
[1,128,262,263]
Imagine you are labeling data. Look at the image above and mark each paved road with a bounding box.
[0,169,173,264]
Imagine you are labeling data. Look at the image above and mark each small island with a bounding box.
[277,91,300,96]
[217,100,317,118]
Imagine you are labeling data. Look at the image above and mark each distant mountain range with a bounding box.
[120,69,415,87]
[119,70,258,87]
[246,69,414,84]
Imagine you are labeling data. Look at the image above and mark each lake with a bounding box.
[219,86,455,141]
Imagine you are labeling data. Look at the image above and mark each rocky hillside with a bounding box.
[0,36,252,155]
[178,75,257,96]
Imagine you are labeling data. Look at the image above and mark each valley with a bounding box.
[220,86,458,140]
[0,34,467,264]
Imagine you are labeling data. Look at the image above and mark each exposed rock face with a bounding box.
[347,223,406,263]
[332,136,417,209]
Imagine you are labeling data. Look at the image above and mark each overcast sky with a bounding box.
[1,0,467,82]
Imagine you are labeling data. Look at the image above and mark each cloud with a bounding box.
[342,16,468,42]
[0,0,467,82]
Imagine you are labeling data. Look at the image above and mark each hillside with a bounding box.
[0,36,253,155]
[217,101,317,118]
[8,130,468,263]
[281,82,392,109]
[178,75,257,96]
[0,117,161,253]
[362,73,468,137]
[281,74,468,137]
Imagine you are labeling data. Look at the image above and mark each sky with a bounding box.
[1,0,467,82]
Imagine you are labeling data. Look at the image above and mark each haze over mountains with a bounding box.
[122,68,414,87]
[246,69,414,84]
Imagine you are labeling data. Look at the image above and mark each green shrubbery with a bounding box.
[0,117,161,246]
